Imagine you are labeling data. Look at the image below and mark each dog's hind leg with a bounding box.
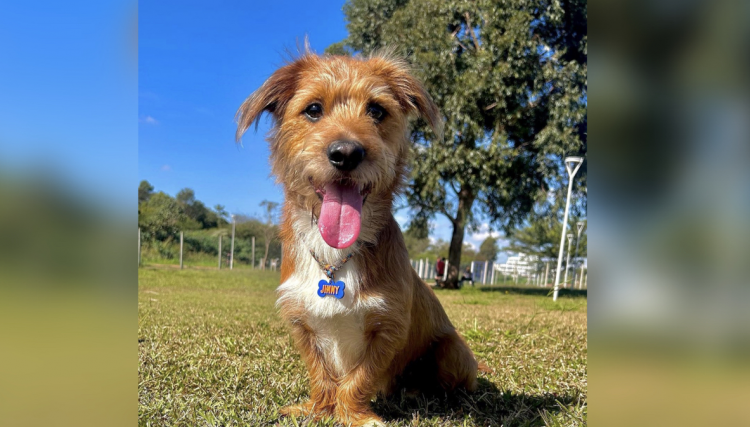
[433,329,479,392]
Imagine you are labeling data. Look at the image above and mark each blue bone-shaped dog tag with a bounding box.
[317,279,345,299]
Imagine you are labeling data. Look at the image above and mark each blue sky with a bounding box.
[0,1,137,212]
[138,1,507,260]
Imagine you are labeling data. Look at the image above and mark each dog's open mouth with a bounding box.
[311,178,372,249]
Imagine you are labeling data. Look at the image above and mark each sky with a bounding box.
[138,1,507,261]
[0,1,137,211]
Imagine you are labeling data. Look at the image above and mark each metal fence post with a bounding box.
[138,228,141,267]
[230,216,235,270]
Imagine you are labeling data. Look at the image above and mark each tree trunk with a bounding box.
[444,184,475,289]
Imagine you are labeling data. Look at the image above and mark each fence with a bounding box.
[409,259,500,285]
[138,228,280,270]
[138,228,587,287]
[409,258,587,289]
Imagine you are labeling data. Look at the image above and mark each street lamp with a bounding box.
[553,156,584,301]
[571,221,585,288]
[563,233,574,287]
[230,214,236,270]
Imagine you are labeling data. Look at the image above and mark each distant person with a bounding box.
[458,266,473,287]
[435,257,446,283]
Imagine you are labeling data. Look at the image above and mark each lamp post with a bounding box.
[230,214,236,270]
[553,156,584,301]
[563,233,573,287]
[571,221,585,288]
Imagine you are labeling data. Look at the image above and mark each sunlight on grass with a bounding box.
[139,268,587,426]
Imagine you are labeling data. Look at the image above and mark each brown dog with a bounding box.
[236,52,478,426]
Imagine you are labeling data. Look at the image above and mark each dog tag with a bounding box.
[317,279,345,299]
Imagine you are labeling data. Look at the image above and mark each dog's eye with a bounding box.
[303,103,323,121]
[366,103,387,123]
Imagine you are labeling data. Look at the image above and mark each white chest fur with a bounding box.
[277,212,385,377]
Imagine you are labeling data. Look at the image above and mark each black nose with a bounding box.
[327,140,366,171]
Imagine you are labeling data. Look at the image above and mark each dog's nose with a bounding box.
[327,140,366,171]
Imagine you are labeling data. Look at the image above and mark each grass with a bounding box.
[139,268,587,426]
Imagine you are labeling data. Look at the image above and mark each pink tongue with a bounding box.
[318,182,363,249]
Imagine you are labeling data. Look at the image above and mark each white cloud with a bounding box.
[469,222,502,241]
[161,164,171,172]
[140,115,159,125]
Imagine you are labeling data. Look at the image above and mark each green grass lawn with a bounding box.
[139,268,587,426]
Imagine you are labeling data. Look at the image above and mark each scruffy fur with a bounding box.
[236,52,478,426]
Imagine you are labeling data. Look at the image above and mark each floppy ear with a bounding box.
[371,56,444,140]
[235,62,302,142]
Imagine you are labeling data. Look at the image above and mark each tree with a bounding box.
[175,187,219,229]
[138,192,185,241]
[214,204,229,224]
[234,215,281,267]
[330,0,586,287]
[403,225,431,258]
[259,200,279,270]
[175,188,195,205]
[138,180,154,204]
[476,236,499,262]
[503,215,587,262]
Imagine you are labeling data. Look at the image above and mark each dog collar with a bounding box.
[309,249,355,299]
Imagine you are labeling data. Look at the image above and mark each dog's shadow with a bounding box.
[372,377,582,426]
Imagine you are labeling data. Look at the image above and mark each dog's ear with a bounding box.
[371,57,444,140]
[235,62,302,141]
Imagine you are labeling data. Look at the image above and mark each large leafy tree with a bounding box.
[330,0,587,286]
[138,180,154,204]
[138,192,186,241]
[476,236,500,262]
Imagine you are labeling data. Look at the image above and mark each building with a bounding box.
[495,253,538,276]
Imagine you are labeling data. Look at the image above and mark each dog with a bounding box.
[236,51,479,426]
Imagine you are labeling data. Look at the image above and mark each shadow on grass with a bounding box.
[478,286,587,298]
[373,378,581,426]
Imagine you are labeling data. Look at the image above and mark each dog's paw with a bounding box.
[280,400,335,422]
[279,401,315,418]
[337,410,385,427]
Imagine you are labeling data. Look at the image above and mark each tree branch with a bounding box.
[451,25,469,51]
[449,180,460,196]
[464,12,481,50]
[439,205,456,225]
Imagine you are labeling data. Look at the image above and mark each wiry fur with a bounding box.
[236,52,477,426]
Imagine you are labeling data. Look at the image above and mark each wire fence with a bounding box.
[410,258,587,289]
[138,229,586,288]
[138,229,279,270]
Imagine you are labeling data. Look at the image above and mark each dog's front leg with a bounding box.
[280,322,337,420]
[335,313,408,427]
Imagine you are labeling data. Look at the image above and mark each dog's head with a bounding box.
[236,53,441,249]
